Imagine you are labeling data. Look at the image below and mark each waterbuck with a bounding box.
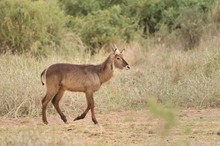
[40,45,130,124]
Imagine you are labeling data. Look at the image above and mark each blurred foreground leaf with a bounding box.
[148,97,179,136]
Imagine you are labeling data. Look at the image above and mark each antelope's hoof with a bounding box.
[43,121,48,125]
[74,114,86,121]
[61,115,67,123]
[92,119,98,124]
[74,116,83,121]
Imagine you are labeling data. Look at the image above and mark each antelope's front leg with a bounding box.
[90,95,98,124]
[74,92,98,124]
[74,92,91,121]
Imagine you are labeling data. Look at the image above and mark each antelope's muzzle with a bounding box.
[126,65,130,70]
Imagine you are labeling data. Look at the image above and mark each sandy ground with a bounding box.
[0,109,220,146]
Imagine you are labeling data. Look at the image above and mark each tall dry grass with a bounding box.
[0,35,220,118]
[143,36,220,107]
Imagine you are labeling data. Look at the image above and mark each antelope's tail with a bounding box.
[40,69,47,86]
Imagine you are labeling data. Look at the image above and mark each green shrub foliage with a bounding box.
[0,0,219,53]
[0,0,67,54]
[70,6,137,53]
[60,0,218,50]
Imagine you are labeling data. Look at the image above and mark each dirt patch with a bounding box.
[0,109,220,146]
[179,108,220,119]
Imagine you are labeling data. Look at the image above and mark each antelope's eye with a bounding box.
[117,57,121,60]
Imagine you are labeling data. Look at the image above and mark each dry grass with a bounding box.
[1,35,220,145]
[1,36,220,118]
[136,37,220,108]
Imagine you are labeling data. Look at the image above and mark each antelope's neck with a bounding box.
[98,55,114,84]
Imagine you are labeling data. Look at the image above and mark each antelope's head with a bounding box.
[112,44,130,70]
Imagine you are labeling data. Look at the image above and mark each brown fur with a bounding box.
[41,50,129,124]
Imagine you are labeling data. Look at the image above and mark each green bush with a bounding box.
[58,0,101,16]
[59,0,217,51]
[174,7,204,50]
[207,1,220,34]
[0,0,218,54]
[0,0,67,54]
[70,5,137,53]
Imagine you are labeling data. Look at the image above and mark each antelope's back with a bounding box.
[46,63,101,92]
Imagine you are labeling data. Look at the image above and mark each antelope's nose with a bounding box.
[126,65,130,70]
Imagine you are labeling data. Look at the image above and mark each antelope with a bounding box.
[40,45,130,124]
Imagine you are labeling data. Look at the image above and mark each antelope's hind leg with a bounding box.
[42,92,56,124]
[52,89,68,123]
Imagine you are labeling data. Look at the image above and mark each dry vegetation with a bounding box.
[0,0,220,145]
[0,109,220,146]
[1,35,220,145]
[1,36,220,118]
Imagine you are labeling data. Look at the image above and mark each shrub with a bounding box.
[174,7,204,50]
[0,0,67,54]
[59,0,217,51]
[58,0,101,16]
[147,97,178,136]
[70,5,137,53]
[208,1,220,34]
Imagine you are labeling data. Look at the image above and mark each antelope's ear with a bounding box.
[121,48,125,54]
[112,46,116,52]
[112,44,120,55]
